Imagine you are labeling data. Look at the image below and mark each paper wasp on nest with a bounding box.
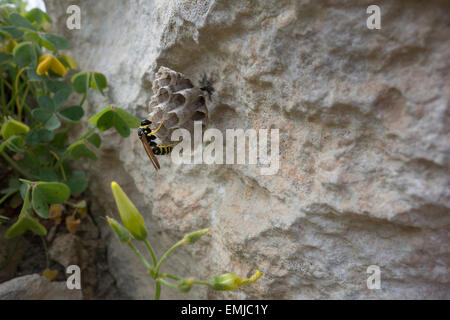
[138,67,213,170]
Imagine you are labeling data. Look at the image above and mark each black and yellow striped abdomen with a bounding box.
[152,144,174,155]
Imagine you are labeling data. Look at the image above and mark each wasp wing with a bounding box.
[140,137,160,171]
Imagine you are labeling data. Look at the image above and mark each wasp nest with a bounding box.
[148,66,208,145]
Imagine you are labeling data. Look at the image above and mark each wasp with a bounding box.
[138,119,178,171]
[199,73,215,101]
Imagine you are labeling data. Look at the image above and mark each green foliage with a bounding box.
[0,3,139,240]
[108,182,263,299]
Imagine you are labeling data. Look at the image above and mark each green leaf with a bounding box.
[116,108,140,128]
[90,72,107,95]
[71,71,90,94]
[5,215,47,238]
[45,114,61,130]
[87,106,112,126]
[38,168,58,182]
[37,129,54,143]
[37,95,55,111]
[13,41,37,67]
[26,68,46,81]
[58,105,84,122]
[25,130,39,146]
[24,30,40,43]
[1,118,30,140]
[51,131,68,148]
[32,182,70,218]
[53,87,72,109]
[40,33,69,50]
[25,8,48,25]
[112,112,130,137]
[46,80,72,93]
[0,26,24,39]
[65,171,88,195]
[0,52,12,64]
[96,110,114,131]
[9,13,36,31]
[32,108,52,123]
[4,135,25,153]
[68,142,97,160]
[87,133,101,148]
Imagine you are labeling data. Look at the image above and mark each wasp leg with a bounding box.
[147,120,164,137]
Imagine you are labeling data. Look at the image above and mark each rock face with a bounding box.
[45,0,450,299]
[0,274,82,300]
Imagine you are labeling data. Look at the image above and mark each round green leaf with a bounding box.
[90,72,107,95]
[37,129,54,143]
[65,171,88,195]
[96,110,114,131]
[0,26,24,39]
[9,13,36,31]
[25,8,50,25]
[5,215,47,238]
[13,41,37,67]
[112,111,130,137]
[40,33,69,50]
[46,80,72,93]
[26,130,39,146]
[68,142,97,160]
[32,108,52,123]
[71,71,89,94]
[58,105,84,122]
[37,95,55,111]
[38,168,58,182]
[32,182,70,218]
[87,133,101,148]
[53,87,72,109]
[88,106,112,126]
[115,108,140,128]
[45,114,61,131]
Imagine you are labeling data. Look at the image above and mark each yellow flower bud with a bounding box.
[110,181,148,240]
[106,216,131,243]
[36,54,67,76]
[183,228,211,244]
[210,270,262,291]
[177,277,195,293]
[1,118,30,140]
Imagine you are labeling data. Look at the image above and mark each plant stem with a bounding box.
[127,241,153,272]
[0,151,33,179]
[14,67,27,121]
[56,127,96,169]
[154,280,161,300]
[158,278,177,290]
[159,273,181,281]
[154,239,186,276]
[40,236,50,269]
[0,189,18,206]
[144,239,157,267]
[79,92,87,108]
[193,280,211,286]
[49,150,66,180]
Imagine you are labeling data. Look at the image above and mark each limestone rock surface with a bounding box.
[45,0,450,299]
[0,274,82,300]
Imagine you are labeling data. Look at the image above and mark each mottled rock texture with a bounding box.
[45,0,449,299]
[0,274,82,299]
